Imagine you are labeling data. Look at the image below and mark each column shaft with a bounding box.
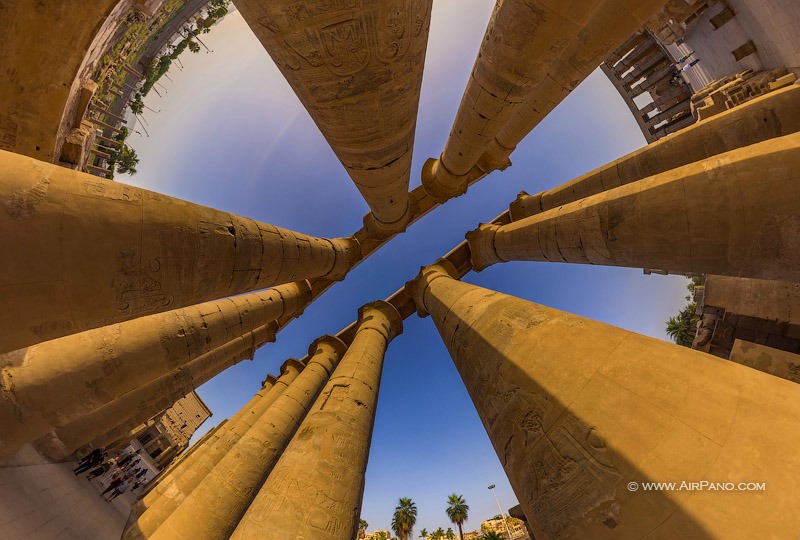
[485,0,668,169]
[231,301,402,540]
[234,0,433,234]
[0,282,309,459]
[405,263,800,539]
[138,336,348,540]
[39,324,273,459]
[423,0,607,199]
[470,133,800,281]
[0,149,359,353]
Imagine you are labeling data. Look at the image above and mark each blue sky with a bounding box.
[125,2,690,534]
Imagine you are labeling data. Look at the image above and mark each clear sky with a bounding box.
[124,2,690,535]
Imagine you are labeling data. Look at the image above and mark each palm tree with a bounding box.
[665,303,699,347]
[392,498,417,540]
[114,144,139,176]
[446,528,455,540]
[446,494,469,540]
[481,532,503,540]
[375,532,389,540]
[433,527,445,539]
[419,529,429,540]
[358,519,369,539]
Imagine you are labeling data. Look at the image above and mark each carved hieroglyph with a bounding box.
[124,358,306,540]
[405,262,800,538]
[235,0,433,234]
[138,336,348,540]
[230,301,402,540]
[508,85,800,219]
[38,325,274,460]
[467,134,800,282]
[0,281,311,460]
[0,149,359,353]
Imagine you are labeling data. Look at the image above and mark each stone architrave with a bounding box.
[125,358,307,538]
[422,0,608,200]
[404,261,800,538]
[133,336,348,540]
[230,301,402,540]
[467,134,800,282]
[0,281,311,460]
[480,0,669,172]
[0,150,360,353]
[235,0,433,236]
[38,324,276,460]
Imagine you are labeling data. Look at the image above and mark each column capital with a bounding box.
[307,335,348,374]
[465,223,504,272]
[421,156,469,202]
[252,321,280,348]
[275,280,314,318]
[327,237,362,281]
[477,138,513,173]
[357,300,403,342]
[279,358,305,379]
[363,193,419,239]
[404,259,460,317]
[261,374,277,389]
[508,190,542,220]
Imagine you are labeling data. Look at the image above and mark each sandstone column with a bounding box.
[468,133,800,282]
[231,301,402,540]
[133,335,348,540]
[125,358,306,538]
[422,0,608,200]
[0,149,360,353]
[234,0,433,236]
[0,281,311,460]
[37,324,275,460]
[479,0,669,172]
[405,261,800,538]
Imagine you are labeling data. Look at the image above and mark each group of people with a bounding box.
[73,447,150,502]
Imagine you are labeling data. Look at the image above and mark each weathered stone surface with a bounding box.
[36,324,275,460]
[123,358,307,539]
[468,133,800,281]
[509,84,800,219]
[0,282,311,460]
[0,150,360,353]
[730,339,800,383]
[231,301,402,540]
[405,263,800,539]
[704,275,800,325]
[138,336,348,540]
[235,0,433,234]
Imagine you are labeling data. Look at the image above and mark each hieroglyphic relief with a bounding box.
[0,115,18,152]
[113,249,173,316]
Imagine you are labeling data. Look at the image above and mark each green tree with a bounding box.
[445,494,469,540]
[375,532,390,540]
[446,528,455,540]
[129,94,144,115]
[481,532,503,540]
[433,528,445,539]
[114,144,139,176]
[392,497,417,540]
[187,40,201,53]
[358,519,369,539]
[419,529,428,539]
[666,303,699,347]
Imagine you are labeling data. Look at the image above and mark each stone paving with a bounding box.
[0,445,135,540]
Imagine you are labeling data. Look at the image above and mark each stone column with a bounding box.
[421,0,607,200]
[0,281,312,460]
[481,0,668,171]
[38,324,275,460]
[0,149,360,353]
[124,358,307,539]
[234,0,433,236]
[469,133,800,281]
[404,261,800,539]
[134,335,348,540]
[605,32,648,65]
[231,301,402,540]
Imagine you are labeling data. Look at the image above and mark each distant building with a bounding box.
[363,529,392,540]
[481,516,529,539]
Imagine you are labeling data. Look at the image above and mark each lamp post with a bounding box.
[488,484,513,539]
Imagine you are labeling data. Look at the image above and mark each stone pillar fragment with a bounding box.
[0,281,311,460]
[469,134,800,282]
[422,0,607,200]
[124,358,308,539]
[234,0,433,236]
[38,324,275,460]
[136,336,348,540]
[230,301,402,540]
[509,85,800,219]
[482,0,668,171]
[0,150,359,353]
[404,262,800,539]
